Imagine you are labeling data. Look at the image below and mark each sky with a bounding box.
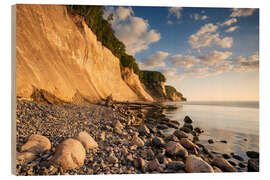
[103,6,259,101]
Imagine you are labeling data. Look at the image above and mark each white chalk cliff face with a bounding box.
[121,68,153,101]
[16,5,153,103]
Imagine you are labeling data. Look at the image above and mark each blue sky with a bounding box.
[103,6,259,101]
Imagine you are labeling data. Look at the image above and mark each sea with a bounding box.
[163,101,259,161]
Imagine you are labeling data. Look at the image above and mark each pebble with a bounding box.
[194,127,204,134]
[183,116,193,123]
[239,162,246,168]
[173,130,188,139]
[232,154,244,161]
[148,158,162,172]
[166,161,185,171]
[108,153,118,164]
[133,157,146,169]
[152,137,165,148]
[131,135,144,147]
[246,151,259,159]
[228,160,237,166]
[179,127,192,133]
[126,154,133,161]
[222,154,231,159]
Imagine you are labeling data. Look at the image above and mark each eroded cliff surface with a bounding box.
[16,5,152,103]
[121,68,153,101]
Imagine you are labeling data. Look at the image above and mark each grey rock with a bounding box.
[208,139,214,144]
[184,116,193,123]
[183,123,193,131]
[138,124,150,136]
[222,153,231,159]
[148,158,162,172]
[246,151,259,159]
[165,141,188,158]
[133,157,146,169]
[180,127,191,133]
[152,137,165,148]
[212,157,236,172]
[108,153,118,164]
[166,161,185,171]
[232,154,244,161]
[173,129,188,139]
[131,135,144,147]
[185,155,214,173]
[194,127,204,134]
[248,158,259,172]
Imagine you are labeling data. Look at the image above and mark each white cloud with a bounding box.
[104,7,161,55]
[169,54,200,68]
[116,7,134,21]
[160,68,186,81]
[225,26,239,32]
[193,13,207,21]
[201,15,208,20]
[197,23,218,35]
[184,67,209,76]
[139,51,169,69]
[168,7,183,19]
[233,54,259,72]
[188,23,233,49]
[199,50,232,66]
[231,8,256,17]
[208,61,234,75]
[221,18,237,26]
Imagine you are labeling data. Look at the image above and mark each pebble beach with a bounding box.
[16,98,259,175]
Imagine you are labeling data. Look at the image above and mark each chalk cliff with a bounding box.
[16,5,153,103]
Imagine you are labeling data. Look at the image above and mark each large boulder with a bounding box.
[50,138,86,170]
[16,151,37,165]
[20,134,51,154]
[211,157,236,172]
[75,131,98,150]
[179,138,199,154]
[166,141,188,158]
[185,155,214,173]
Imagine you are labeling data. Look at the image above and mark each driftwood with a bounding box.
[114,101,162,108]
[114,101,178,110]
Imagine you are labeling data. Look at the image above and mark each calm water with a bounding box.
[163,101,259,161]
